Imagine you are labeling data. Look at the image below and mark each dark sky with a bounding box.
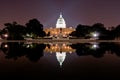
[0,0,120,29]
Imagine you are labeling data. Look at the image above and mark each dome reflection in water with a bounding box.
[0,42,120,79]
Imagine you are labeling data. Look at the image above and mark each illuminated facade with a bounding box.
[56,13,66,28]
[44,13,75,37]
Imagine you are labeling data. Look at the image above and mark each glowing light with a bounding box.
[50,51,52,53]
[4,44,8,48]
[93,44,97,48]
[27,45,30,48]
[69,51,72,54]
[91,43,99,49]
[4,34,8,38]
[56,52,66,66]
[63,43,66,46]
[92,32,99,38]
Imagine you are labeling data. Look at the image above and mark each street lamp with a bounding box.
[4,44,8,48]
[91,31,99,40]
[93,32,99,37]
[2,33,9,39]
[4,34,8,38]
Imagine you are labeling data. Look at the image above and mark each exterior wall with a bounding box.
[44,27,75,37]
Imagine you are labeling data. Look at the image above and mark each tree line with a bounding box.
[70,23,120,40]
[0,18,120,40]
[0,19,46,40]
[1,42,120,62]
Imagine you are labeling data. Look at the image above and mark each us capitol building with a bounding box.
[44,13,75,66]
[44,13,75,38]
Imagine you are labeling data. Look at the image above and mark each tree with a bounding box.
[2,22,26,40]
[112,25,120,39]
[26,19,46,38]
[75,24,90,38]
[47,32,50,36]
[89,23,109,40]
[69,31,76,37]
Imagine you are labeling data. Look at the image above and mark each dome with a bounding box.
[56,13,66,28]
[56,52,66,66]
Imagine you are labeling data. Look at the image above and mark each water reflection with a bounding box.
[1,42,120,64]
[1,42,46,62]
[44,43,75,66]
[71,42,120,58]
[71,42,106,58]
[56,52,66,66]
[44,43,75,53]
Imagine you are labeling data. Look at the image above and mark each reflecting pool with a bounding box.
[0,42,120,79]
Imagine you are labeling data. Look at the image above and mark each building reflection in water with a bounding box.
[44,43,76,66]
[44,43,75,53]
[1,42,120,66]
[56,52,66,66]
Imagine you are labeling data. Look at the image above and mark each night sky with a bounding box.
[0,0,120,29]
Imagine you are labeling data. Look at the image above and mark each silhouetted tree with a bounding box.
[47,31,50,36]
[75,24,90,38]
[2,22,26,40]
[112,25,120,39]
[26,19,46,38]
[90,23,108,40]
[70,23,112,39]
[69,31,76,37]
